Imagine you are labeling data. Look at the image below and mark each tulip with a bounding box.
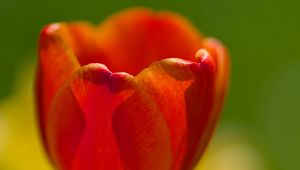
[36,8,229,170]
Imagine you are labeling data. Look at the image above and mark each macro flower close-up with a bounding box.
[2,1,299,170]
[36,8,229,170]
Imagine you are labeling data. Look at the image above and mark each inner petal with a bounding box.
[68,8,203,75]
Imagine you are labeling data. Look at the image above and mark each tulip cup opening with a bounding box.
[36,7,230,170]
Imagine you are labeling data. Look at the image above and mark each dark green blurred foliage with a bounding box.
[1,0,299,169]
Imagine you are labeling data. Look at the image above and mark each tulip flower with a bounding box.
[36,8,229,170]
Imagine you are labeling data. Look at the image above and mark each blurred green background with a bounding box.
[1,0,300,169]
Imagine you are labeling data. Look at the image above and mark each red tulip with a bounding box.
[36,8,229,170]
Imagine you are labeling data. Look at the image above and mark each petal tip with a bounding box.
[187,49,216,77]
[197,49,215,68]
[195,49,211,63]
[74,63,112,85]
[40,23,64,40]
[109,72,134,93]
[44,23,61,34]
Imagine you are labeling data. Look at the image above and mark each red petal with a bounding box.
[37,23,80,152]
[111,76,173,170]
[95,8,203,75]
[46,77,85,170]
[47,64,172,170]
[203,38,230,108]
[184,38,230,168]
[65,23,109,66]
[37,22,109,154]
[135,55,216,170]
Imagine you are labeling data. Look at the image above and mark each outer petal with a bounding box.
[37,23,80,152]
[185,38,230,168]
[46,64,172,170]
[135,54,216,170]
[95,8,203,75]
[37,22,108,153]
[203,38,230,109]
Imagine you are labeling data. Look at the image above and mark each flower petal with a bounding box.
[185,38,230,168]
[65,22,109,66]
[47,64,172,170]
[203,38,230,108]
[135,54,217,170]
[95,8,203,75]
[111,76,173,170]
[46,77,85,170]
[37,23,80,152]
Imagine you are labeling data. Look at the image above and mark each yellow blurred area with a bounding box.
[0,63,52,170]
[195,128,266,170]
[0,63,266,170]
